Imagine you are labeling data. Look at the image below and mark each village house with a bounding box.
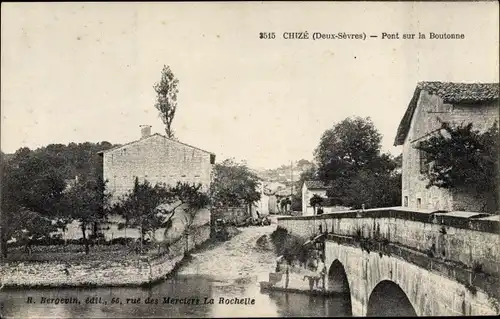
[301,180,328,216]
[96,125,216,241]
[394,81,499,212]
[99,125,215,202]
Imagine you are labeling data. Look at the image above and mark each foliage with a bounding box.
[314,116,401,209]
[269,227,312,265]
[61,176,110,254]
[210,158,261,208]
[280,197,292,212]
[296,159,314,170]
[327,169,402,209]
[295,165,317,192]
[1,142,116,257]
[290,192,303,211]
[111,178,209,253]
[415,122,498,212]
[309,194,324,208]
[1,151,68,257]
[315,116,382,181]
[154,65,179,139]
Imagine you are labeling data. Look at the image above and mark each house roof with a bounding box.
[97,133,215,156]
[304,180,328,190]
[393,81,499,146]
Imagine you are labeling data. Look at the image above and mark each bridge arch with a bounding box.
[327,259,352,316]
[367,280,417,317]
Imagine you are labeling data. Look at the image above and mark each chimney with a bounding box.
[140,125,152,139]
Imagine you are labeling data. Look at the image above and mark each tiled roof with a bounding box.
[304,180,328,189]
[394,82,499,146]
[98,133,215,156]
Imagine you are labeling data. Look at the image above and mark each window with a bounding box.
[210,154,216,165]
[404,196,408,207]
[417,198,422,208]
[418,142,430,174]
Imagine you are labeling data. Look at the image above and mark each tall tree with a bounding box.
[315,116,382,181]
[154,65,179,139]
[61,176,110,254]
[210,159,261,209]
[314,116,401,209]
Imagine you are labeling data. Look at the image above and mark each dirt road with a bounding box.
[178,220,279,284]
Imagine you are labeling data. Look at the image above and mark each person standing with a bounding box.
[285,260,290,289]
[317,257,326,291]
[275,255,283,273]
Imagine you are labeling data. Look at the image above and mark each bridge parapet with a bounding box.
[277,208,500,278]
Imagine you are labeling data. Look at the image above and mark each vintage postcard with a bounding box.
[1,1,499,318]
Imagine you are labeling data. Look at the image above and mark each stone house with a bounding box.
[97,125,216,242]
[302,180,328,216]
[99,125,215,202]
[394,81,499,212]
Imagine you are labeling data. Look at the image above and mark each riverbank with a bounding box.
[0,224,211,289]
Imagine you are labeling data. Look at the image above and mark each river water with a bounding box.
[1,274,351,318]
[1,222,352,318]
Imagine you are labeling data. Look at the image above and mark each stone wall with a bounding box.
[211,206,249,225]
[402,90,498,211]
[277,209,500,277]
[51,207,211,244]
[0,224,211,288]
[102,134,214,204]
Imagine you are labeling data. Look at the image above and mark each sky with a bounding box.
[1,2,498,170]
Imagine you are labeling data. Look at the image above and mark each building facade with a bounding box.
[394,82,499,212]
[96,126,216,242]
[302,180,328,216]
[99,126,215,204]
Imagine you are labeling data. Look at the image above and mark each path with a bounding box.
[178,217,281,284]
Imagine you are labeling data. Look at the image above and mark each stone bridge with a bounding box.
[277,208,500,316]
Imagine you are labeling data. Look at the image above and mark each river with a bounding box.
[0,223,351,318]
[1,274,351,318]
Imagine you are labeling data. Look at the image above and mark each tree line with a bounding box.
[292,116,402,210]
[0,142,212,258]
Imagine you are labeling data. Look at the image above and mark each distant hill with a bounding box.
[253,159,315,186]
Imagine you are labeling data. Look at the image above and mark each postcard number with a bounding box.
[259,32,276,39]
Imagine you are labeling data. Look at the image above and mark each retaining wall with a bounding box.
[0,224,210,288]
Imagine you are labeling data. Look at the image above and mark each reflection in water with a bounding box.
[268,291,351,318]
[1,275,351,318]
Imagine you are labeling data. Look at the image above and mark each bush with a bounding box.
[107,237,135,246]
[269,227,312,265]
